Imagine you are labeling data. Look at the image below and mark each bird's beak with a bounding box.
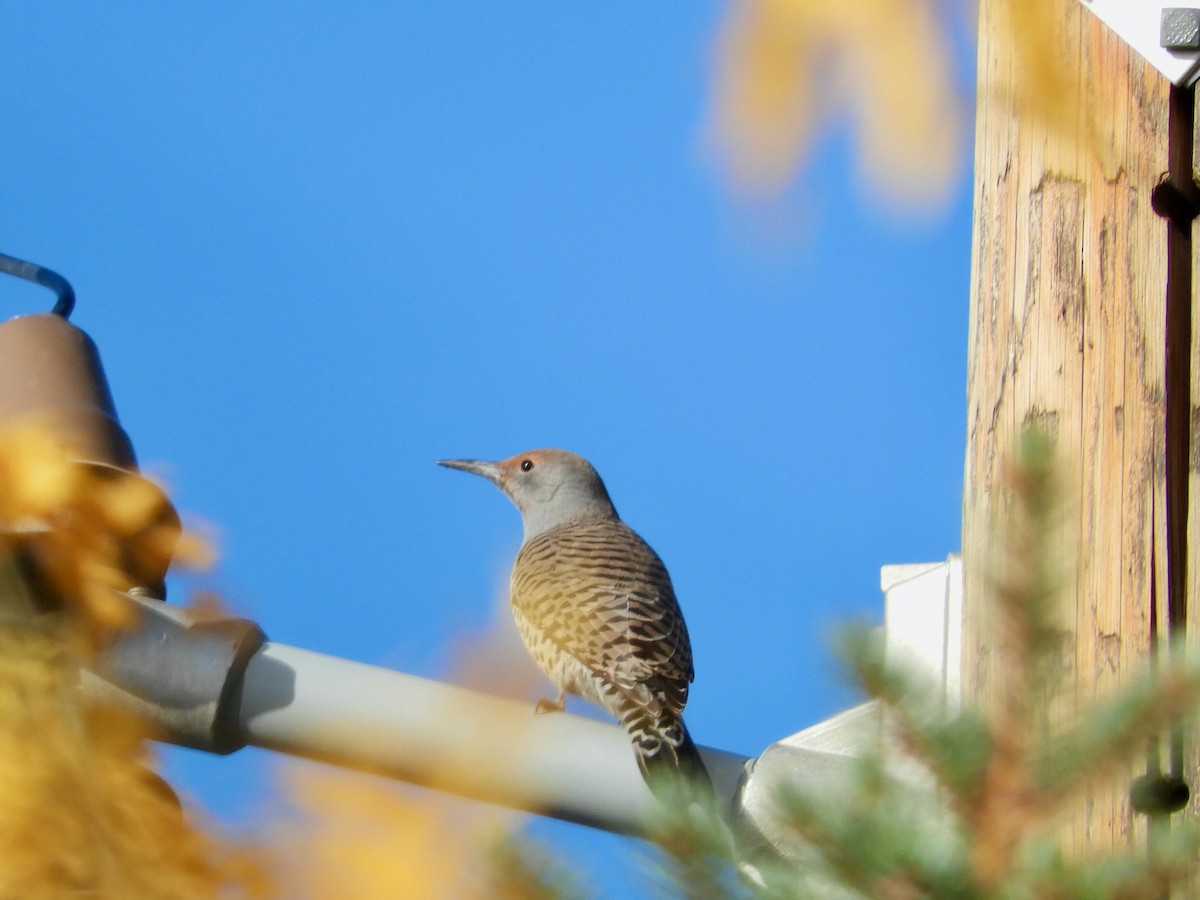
[437,458,504,486]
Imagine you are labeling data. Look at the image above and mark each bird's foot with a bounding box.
[534,694,566,715]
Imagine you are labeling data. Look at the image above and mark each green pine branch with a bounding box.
[633,429,1200,899]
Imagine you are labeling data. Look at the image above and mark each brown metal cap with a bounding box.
[0,313,137,469]
[0,313,180,592]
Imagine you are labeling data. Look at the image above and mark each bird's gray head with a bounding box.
[438,448,618,539]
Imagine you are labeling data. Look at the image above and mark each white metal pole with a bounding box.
[238,642,750,834]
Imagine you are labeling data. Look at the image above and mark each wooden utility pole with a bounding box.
[962,0,1185,853]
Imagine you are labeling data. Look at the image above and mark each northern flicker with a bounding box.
[438,449,709,791]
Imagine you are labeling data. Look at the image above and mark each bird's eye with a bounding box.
[520,459,534,472]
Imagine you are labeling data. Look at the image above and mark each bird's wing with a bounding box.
[511,518,694,718]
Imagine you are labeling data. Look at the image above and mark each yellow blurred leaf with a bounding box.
[710,0,964,206]
[0,622,270,898]
[275,765,519,900]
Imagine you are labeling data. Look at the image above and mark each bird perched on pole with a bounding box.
[438,449,710,794]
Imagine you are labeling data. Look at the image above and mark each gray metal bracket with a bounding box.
[1077,4,1200,85]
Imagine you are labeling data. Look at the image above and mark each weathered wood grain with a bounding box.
[963,0,1170,855]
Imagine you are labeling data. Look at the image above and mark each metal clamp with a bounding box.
[85,591,267,754]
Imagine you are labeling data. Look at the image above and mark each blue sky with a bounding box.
[2,4,973,894]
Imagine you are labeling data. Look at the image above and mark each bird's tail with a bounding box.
[634,717,713,799]
[636,719,741,884]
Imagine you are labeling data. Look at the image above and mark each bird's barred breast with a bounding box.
[509,517,693,718]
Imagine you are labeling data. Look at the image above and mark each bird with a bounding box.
[438,448,710,793]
